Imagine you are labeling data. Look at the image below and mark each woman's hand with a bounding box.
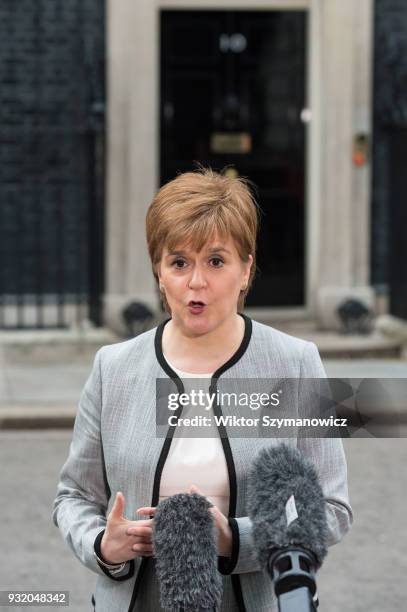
[100,492,154,564]
[135,486,233,559]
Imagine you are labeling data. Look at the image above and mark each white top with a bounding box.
[158,357,230,516]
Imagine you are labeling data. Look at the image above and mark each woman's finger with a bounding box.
[132,543,154,554]
[136,507,156,515]
[107,491,126,522]
[129,535,151,544]
[126,525,152,537]
[189,484,205,496]
[208,506,219,518]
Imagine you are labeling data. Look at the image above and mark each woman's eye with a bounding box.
[210,257,224,267]
[171,257,223,268]
[172,259,186,268]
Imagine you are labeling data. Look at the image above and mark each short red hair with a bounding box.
[146,166,259,313]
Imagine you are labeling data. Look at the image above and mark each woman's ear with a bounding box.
[156,263,166,293]
[244,254,253,283]
[155,261,162,284]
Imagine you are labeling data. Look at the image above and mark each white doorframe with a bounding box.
[105,0,321,332]
[106,0,374,334]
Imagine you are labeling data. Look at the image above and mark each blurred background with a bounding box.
[0,1,407,610]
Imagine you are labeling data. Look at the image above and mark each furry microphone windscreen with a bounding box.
[153,492,223,612]
[247,443,329,568]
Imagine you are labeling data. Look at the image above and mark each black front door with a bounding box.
[389,127,407,320]
[160,10,307,307]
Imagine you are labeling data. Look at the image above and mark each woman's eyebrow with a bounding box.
[207,246,231,254]
[166,246,231,256]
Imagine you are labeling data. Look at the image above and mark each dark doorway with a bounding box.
[160,10,307,306]
[388,127,407,320]
[0,1,105,328]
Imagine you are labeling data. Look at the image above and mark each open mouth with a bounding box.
[188,301,206,311]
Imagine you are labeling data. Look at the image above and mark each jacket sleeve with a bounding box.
[296,341,354,547]
[219,341,353,576]
[51,348,135,581]
[218,516,262,575]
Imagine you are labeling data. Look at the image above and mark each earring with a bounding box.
[159,283,165,292]
[241,284,248,291]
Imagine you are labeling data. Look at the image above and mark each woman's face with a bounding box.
[157,234,253,336]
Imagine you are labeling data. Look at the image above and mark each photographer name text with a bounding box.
[167,415,348,428]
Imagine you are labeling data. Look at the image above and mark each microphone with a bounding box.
[153,492,223,612]
[247,444,329,612]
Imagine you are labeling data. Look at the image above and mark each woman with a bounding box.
[52,168,353,611]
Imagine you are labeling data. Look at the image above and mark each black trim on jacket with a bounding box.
[218,517,239,575]
[94,529,135,582]
[127,313,252,612]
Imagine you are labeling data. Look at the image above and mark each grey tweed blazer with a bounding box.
[52,314,353,612]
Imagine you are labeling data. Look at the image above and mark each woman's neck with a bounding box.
[162,313,245,373]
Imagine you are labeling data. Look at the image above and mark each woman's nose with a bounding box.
[188,265,207,289]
